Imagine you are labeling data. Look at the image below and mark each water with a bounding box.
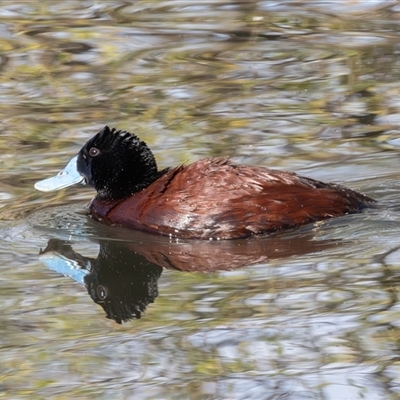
[1,0,400,398]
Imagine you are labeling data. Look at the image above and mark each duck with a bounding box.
[35,125,375,239]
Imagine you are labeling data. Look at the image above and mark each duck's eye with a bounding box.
[89,147,100,157]
[96,285,107,300]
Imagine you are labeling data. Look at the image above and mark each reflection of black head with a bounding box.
[84,240,163,324]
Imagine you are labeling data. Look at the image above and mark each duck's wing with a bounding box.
[99,158,375,239]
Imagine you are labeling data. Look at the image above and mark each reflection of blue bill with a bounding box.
[39,251,90,284]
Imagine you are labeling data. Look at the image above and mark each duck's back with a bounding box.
[90,158,374,239]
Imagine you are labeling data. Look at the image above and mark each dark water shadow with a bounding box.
[37,214,342,323]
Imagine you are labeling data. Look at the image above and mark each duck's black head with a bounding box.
[77,126,159,200]
[34,126,160,200]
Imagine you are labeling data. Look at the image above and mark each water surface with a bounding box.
[1,1,400,399]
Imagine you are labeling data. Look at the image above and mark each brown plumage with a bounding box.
[35,126,375,239]
[90,156,374,239]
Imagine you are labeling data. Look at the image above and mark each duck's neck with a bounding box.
[95,164,170,201]
[93,144,158,200]
[96,165,159,201]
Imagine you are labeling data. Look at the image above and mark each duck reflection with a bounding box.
[39,229,339,324]
[40,239,162,324]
